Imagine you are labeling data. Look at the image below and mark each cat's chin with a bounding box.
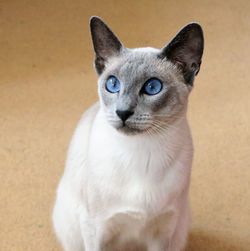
[117,125,144,135]
[108,119,150,135]
[109,123,147,135]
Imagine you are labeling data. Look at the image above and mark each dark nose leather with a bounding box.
[116,110,134,122]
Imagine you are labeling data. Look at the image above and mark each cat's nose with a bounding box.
[116,110,134,122]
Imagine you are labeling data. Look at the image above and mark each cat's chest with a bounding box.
[86,120,177,216]
[88,119,170,188]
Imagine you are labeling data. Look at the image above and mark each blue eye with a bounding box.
[105,76,120,93]
[142,78,162,95]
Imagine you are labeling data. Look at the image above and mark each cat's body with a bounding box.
[53,18,204,251]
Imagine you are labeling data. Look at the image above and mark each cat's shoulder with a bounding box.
[79,102,100,125]
[66,102,100,165]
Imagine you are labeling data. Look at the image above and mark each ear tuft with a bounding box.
[90,16,123,75]
[160,23,204,85]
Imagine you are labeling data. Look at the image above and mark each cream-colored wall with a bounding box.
[1,1,250,250]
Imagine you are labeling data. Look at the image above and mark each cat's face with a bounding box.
[90,17,204,135]
[98,48,190,135]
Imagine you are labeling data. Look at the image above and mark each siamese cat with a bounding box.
[53,16,204,251]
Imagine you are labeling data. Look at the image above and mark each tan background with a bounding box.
[1,0,250,250]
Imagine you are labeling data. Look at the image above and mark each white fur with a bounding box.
[53,102,193,251]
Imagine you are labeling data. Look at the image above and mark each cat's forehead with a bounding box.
[114,47,164,71]
[103,47,179,83]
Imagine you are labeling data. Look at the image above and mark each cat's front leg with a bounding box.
[147,205,190,251]
[148,239,184,251]
[83,235,101,251]
[81,217,105,251]
[147,240,169,251]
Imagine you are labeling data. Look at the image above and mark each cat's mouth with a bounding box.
[106,116,151,135]
[115,121,150,135]
[117,124,143,135]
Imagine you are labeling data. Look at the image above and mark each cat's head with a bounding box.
[90,16,204,135]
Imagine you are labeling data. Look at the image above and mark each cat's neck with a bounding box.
[88,108,193,180]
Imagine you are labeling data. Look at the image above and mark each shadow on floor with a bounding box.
[186,230,250,251]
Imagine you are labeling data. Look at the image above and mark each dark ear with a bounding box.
[90,16,123,75]
[160,23,204,85]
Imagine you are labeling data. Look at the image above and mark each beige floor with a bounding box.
[1,0,250,250]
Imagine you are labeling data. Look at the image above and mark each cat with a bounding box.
[52,16,204,251]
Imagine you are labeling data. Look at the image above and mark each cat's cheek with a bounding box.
[99,91,116,110]
[103,116,125,133]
